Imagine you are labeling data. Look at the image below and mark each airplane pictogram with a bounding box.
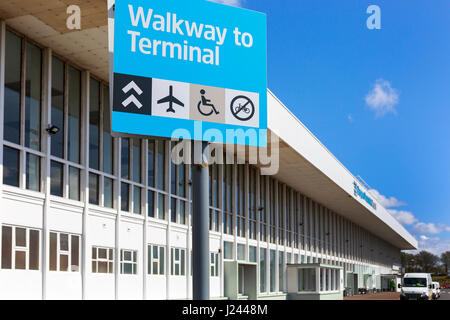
[157,85,184,113]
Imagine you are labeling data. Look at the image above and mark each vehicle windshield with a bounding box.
[403,278,427,287]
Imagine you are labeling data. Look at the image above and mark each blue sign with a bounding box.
[112,0,267,146]
[354,182,377,210]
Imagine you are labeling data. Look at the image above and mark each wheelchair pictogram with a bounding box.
[197,89,220,116]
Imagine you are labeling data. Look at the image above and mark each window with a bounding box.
[87,82,116,208]
[89,78,100,170]
[68,66,81,164]
[210,252,219,277]
[278,186,285,246]
[3,32,42,192]
[49,57,82,199]
[157,141,165,190]
[259,176,267,242]
[120,249,137,275]
[148,244,165,275]
[104,177,114,208]
[236,165,245,238]
[157,193,165,220]
[1,226,40,270]
[286,189,293,247]
[50,161,63,197]
[121,182,129,212]
[132,139,141,183]
[171,248,185,276]
[269,180,276,243]
[102,85,114,175]
[237,243,245,261]
[69,166,80,201]
[248,167,257,240]
[223,165,233,235]
[51,57,64,158]
[148,140,155,187]
[169,144,187,226]
[121,138,130,179]
[270,249,276,292]
[26,153,40,191]
[171,197,177,223]
[49,232,80,272]
[3,147,20,187]
[249,246,257,263]
[133,186,141,214]
[25,43,42,152]
[297,268,317,292]
[260,248,267,293]
[279,251,284,292]
[147,140,167,220]
[92,247,114,274]
[4,31,22,145]
[89,173,99,205]
[223,241,233,260]
[148,190,155,218]
[209,165,220,232]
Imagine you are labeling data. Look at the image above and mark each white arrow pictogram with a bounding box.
[122,81,143,95]
[122,95,143,109]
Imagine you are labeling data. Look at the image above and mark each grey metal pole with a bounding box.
[192,140,210,300]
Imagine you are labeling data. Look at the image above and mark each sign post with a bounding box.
[192,140,210,299]
[109,0,267,300]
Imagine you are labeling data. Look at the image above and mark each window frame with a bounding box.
[1,225,41,271]
[120,249,138,275]
[48,231,80,272]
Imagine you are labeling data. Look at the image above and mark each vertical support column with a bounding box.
[164,140,171,299]
[244,163,249,256]
[255,169,261,295]
[41,47,52,300]
[142,139,148,300]
[265,176,270,293]
[81,70,90,300]
[314,202,319,261]
[192,141,210,300]
[315,267,320,294]
[304,198,309,258]
[114,137,121,300]
[218,163,224,298]
[0,21,5,274]
[274,181,279,292]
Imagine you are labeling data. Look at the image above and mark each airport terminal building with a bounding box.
[0,3,417,300]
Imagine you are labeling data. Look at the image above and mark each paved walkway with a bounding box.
[344,292,400,300]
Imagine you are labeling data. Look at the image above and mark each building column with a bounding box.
[81,70,90,300]
[142,140,148,300]
[0,20,5,216]
[41,47,52,300]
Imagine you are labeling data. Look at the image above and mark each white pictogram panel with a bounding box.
[152,79,190,119]
[225,89,259,128]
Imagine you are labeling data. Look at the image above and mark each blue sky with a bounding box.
[211,0,450,255]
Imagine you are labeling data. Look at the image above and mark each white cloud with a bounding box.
[412,222,449,235]
[370,190,450,240]
[208,0,244,7]
[406,236,450,256]
[347,114,354,123]
[388,209,418,226]
[370,189,406,208]
[365,79,399,117]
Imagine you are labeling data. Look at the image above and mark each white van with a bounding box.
[432,281,441,299]
[399,273,433,300]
